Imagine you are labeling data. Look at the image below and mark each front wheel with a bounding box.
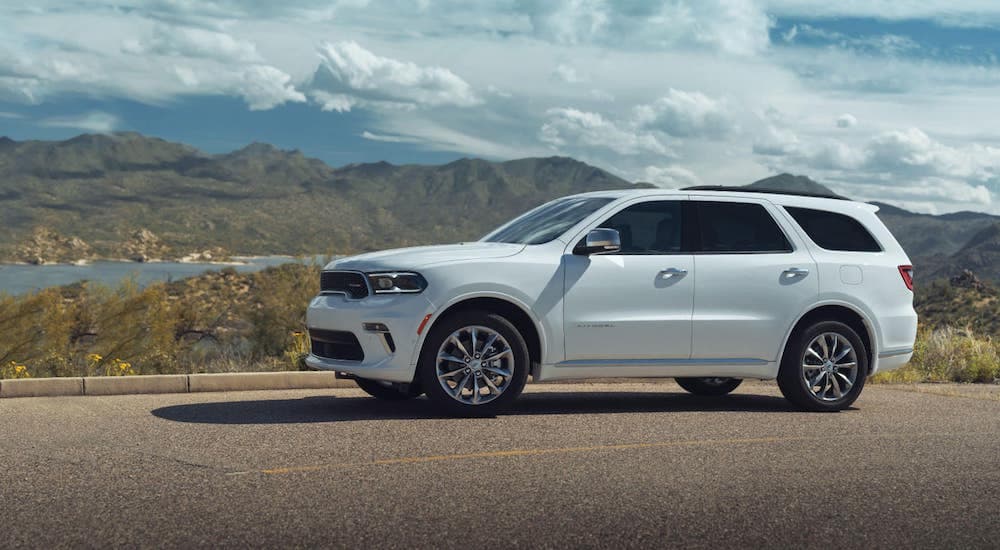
[777,321,868,412]
[418,311,530,417]
[675,377,742,396]
[354,377,423,400]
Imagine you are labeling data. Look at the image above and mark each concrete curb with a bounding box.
[0,372,355,399]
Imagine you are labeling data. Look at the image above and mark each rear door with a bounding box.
[689,198,818,363]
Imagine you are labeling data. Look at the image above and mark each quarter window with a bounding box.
[784,207,882,252]
[694,201,792,253]
[594,200,684,255]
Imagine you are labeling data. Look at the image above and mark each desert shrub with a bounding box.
[873,326,1000,383]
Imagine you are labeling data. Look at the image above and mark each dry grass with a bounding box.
[873,327,1000,384]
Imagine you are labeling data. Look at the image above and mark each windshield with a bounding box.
[482,197,614,245]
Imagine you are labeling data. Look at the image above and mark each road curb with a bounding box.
[0,372,355,399]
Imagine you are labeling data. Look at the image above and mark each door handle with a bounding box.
[783,267,810,277]
[659,267,688,277]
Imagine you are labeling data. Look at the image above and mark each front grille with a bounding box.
[309,329,364,361]
[320,271,369,299]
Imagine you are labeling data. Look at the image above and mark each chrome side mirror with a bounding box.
[575,228,621,255]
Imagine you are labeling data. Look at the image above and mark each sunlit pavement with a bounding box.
[2,382,998,548]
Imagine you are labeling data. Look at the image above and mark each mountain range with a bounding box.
[0,133,996,282]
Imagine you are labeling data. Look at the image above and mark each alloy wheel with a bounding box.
[801,332,859,402]
[435,325,514,405]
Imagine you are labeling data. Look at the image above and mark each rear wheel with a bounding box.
[675,377,742,396]
[354,377,423,400]
[418,311,530,417]
[777,320,868,412]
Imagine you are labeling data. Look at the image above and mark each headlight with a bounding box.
[366,272,428,294]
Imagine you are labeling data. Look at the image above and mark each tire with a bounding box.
[675,377,742,396]
[354,377,423,400]
[418,310,530,417]
[777,320,868,412]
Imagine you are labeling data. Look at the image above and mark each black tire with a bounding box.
[777,320,868,412]
[418,310,530,417]
[354,377,423,400]
[675,377,743,396]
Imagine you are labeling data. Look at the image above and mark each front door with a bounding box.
[562,199,694,361]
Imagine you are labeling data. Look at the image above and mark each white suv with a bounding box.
[306,188,917,416]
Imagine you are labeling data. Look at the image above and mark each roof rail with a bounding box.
[680,185,849,200]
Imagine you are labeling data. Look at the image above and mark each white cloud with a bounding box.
[360,130,422,143]
[633,89,735,139]
[642,165,702,188]
[310,41,479,111]
[754,124,999,211]
[39,111,120,133]
[836,114,857,128]
[540,107,672,156]
[122,25,261,63]
[522,0,772,55]
[0,111,23,119]
[553,63,583,83]
[236,65,306,110]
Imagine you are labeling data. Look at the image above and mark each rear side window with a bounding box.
[785,207,882,252]
[694,201,792,253]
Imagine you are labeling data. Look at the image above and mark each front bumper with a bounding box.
[304,293,435,383]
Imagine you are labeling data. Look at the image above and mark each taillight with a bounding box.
[898,265,913,291]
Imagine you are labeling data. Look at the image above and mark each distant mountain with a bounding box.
[1,134,997,282]
[0,133,636,262]
[745,173,845,198]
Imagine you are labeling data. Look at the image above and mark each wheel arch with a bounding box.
[779,302,877,374]
[417,293,545,378]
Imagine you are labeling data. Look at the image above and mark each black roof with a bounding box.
[680,185,850,201]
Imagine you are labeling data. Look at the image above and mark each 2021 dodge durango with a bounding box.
[306,188,917,416]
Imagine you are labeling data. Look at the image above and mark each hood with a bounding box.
[328,242,526,271]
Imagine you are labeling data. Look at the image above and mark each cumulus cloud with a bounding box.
[633,89,735,139]
[540,107,671,156]
[39,111,120,133]
[754,124,999,210]
[236,65,306,110]
[310,41,479,111]
[642,165,702,188]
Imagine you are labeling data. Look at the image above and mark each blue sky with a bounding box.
[2,1,1000,214]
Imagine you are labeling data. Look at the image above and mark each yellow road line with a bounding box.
[246,431,994,476]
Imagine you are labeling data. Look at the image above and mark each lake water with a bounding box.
[0,255,334,295]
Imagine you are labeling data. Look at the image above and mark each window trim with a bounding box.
[782,206,884,253]
[689,200,795,255]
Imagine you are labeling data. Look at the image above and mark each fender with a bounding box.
[406,289,550,372]
[775,297,880,371]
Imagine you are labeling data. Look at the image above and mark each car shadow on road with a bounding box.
[151,391,798,424]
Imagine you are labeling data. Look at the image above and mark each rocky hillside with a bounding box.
[0,133,637,262]
[1,133,997,282]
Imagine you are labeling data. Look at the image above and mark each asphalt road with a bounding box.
[1,382,998,549]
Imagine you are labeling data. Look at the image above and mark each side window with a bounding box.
[695,201,792,253]
[595,200,683,255]
[785,207,882,252]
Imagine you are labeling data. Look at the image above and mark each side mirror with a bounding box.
[575,228,621,255]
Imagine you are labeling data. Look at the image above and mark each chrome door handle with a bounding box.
[783,267,809,276]
[659,268,688,277]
